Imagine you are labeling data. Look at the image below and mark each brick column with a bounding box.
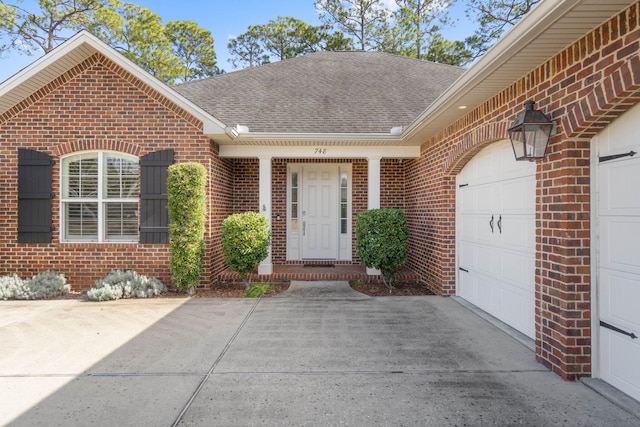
[536,136,592,380]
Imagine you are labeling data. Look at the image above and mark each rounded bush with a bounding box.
[356,208,409,289]
[222,212,271,290]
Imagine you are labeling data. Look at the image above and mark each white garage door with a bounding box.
[457,140,536,338]
[594,102,640,402]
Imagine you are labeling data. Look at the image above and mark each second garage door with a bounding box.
[594,102,640,402]
[457,140,536,338]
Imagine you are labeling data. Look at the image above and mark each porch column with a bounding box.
[367,155,382,276]
[258,155,273,275]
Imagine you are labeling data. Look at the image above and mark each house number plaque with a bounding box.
[314,148,328,155]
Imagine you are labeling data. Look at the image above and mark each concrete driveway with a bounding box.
[1,281,638,426]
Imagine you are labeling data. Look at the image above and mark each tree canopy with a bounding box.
[0,0,219,84]
[0,0,541,78]
[227,16,352,69]
[464,0,540,60]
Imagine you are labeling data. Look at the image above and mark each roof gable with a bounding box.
[0,31,226,135]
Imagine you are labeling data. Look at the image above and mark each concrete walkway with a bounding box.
[1,281,639,426]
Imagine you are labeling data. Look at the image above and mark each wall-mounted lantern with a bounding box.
[507,100,554,161]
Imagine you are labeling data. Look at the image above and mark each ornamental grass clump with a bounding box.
[0,271,70,300]
[87,270,166,301]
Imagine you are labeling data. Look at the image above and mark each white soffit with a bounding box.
[403,0,637,145]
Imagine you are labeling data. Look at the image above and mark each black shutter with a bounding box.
[139,149,174,244]
[18,149,54,243]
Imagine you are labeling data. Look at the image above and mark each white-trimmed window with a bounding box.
[61,152,139,242]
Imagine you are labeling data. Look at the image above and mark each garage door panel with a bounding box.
[599,330,640,401]
[459,241,477,270]
[599,268,640,331]
[501,250,535,291]
[501,177,535,213]
[600,217,640,275]
[476,216,494,244]
[599,159,640,215]
[459,215,476,242]
[475,274,494,312]
[474,151,495,182]
[477,185,494,213]
[478,245,497,276]
[501,215,535,251]
[500,286,535,338]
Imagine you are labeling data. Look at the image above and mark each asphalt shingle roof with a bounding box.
[173,51,465,134]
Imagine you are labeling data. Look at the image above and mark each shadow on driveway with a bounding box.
[1,282,639,426]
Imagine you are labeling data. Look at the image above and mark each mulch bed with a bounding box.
[53,281,434,300]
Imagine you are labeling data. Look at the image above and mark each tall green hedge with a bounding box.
[167,162,207,293]
[356,208,408,290]
[222,212,271,290]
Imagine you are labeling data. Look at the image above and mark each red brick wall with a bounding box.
[0,53,234,290]
[404,3,640,379]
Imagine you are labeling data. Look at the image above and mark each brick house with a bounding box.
[0,0,638,402]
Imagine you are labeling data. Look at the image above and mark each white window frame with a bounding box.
[60,151,139,243]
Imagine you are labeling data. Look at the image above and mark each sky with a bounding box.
[0,0,474,83]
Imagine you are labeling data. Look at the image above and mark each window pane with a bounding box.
[341,203,347,218]
[81,176,98,198]
[64,202,98,240]
[105,202,138,240]
[291,188,297,203]
[341,172,347,187]
[63,155,98,198]
[341,219,347,234]
[291,172,298,187]
[105,155,138,199]
[291,203,298,218]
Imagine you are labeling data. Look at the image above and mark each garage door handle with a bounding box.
[489,215,494,233]
[600,320,638,339]
[497,215,502,234]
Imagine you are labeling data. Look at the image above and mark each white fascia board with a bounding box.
[219,144,420,159]
[402,0,582,142]
[219,131,407,143]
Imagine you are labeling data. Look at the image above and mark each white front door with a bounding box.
[457,140,536,338]
[594,103,640,402]
[302,164,339,259]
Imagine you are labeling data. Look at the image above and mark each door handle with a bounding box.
[497,215,502,234]
[489,215,494,233]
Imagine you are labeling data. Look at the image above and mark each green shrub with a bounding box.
[167,162,207,294]
[87,270,166,301]
[245,283,271,298]
[222,212,271,290]
[356,208,409,290]
[0,271,70,300]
